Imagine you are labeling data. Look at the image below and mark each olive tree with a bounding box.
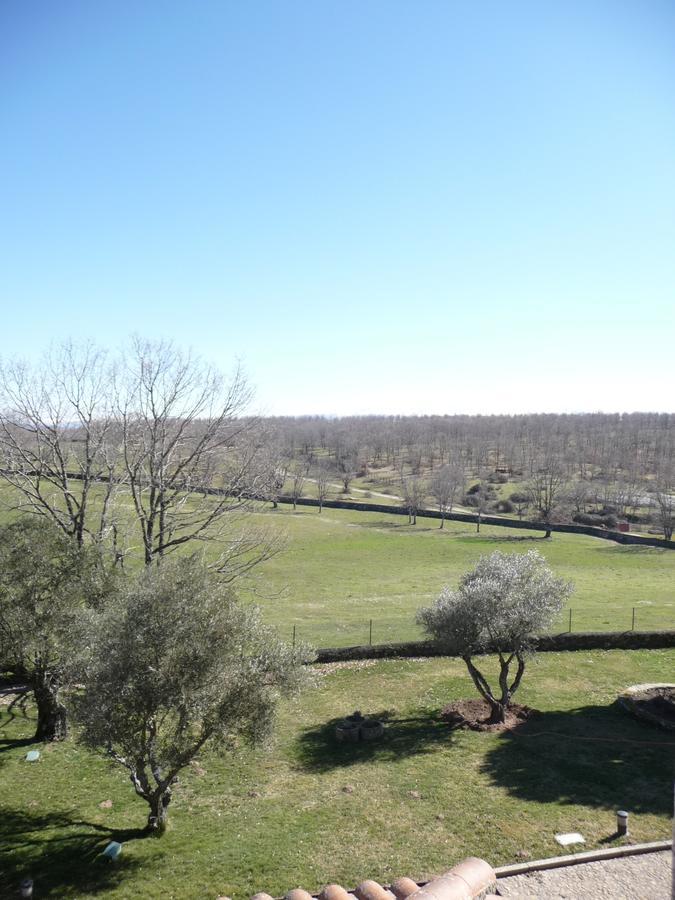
[0,518,113,741]
[418,550,572,723]
[75,557,311,834]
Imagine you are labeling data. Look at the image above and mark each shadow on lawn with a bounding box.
[455,533,549,543]
[356,520,418,530]
[0,808,150,897]
[295,708,454,772]
[482,703,675,816]
[593,543,666,555]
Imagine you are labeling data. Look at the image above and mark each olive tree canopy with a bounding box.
[418,550,572,723]
[0,518,114,741]
[75,556,311,833]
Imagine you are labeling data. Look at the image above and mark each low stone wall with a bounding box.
[275,495,675,550]
[313,630,675,663]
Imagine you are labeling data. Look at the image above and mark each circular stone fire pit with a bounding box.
[335,710,385,743]
[618,683,675,732]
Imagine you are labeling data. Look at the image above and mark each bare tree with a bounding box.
[527,457,566,538]
[509,491,531,521]
[335,446,358,493]
[0,341,120,548]
[418,550,572,723]
[315,462,330,513]
[115,338,266,567]
[254,440,290,509]
[563,480,591,517]
[288,461,308,511]
[428,462,464,529]
[465,479,493,533]
[653,482,674,541]
[400,470,426,525]
[610,476,641,519]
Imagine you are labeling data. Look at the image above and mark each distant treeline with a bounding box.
[263,412,674,482]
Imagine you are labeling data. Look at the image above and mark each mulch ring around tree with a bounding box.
[618,683,675,731]
[440,699,538,733]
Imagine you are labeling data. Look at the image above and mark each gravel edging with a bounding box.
[494,840,672,878]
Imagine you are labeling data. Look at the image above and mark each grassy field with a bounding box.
[243,506,675,647]
[1,483,673,646]
[1,649,673,899]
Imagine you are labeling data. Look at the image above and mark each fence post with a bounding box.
[568,608,573,633]
[369,619,373,646]
[292,625,296,648]
[632,607,636,631]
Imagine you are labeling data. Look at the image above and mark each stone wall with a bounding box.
[313,629,675,663]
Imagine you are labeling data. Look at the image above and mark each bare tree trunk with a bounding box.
[462,654,526,725]
[34,677,68,741]
[147,789,172,834]
[487,700,506,724]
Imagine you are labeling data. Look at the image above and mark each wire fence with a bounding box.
[287,605,675,649]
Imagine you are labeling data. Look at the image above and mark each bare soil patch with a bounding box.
[440,698,537,732]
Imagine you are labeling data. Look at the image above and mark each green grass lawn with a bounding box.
[242,506,675,647]
[1,650,673,899]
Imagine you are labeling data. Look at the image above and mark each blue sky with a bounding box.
[2,1,674,415]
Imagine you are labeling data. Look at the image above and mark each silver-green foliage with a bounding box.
[76,556,312,832]
[0,518,113,740]
[418,550,573,721]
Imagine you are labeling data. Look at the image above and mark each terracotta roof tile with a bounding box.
[254,857,497,900]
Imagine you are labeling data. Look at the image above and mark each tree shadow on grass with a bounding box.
[356,520,415,530]
[593,543,667,555]
[294,709,455,772]
[454,533,548,544]
[0,807,151,897]
[482,703,675,817]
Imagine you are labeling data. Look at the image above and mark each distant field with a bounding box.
[244,506,675,647]
[1,484,673,647]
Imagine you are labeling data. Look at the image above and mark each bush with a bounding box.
[487,472,509,484]
[496,499,515,513]
[573,513,617,528]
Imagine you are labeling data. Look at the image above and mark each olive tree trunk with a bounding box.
[146,788,172,834]
[33,677,68,741]
[462,653,526,725]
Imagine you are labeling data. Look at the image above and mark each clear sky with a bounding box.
[1,1,674,416]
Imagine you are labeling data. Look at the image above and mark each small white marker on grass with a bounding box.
[555,832,585,847]
[25,750,40,762]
